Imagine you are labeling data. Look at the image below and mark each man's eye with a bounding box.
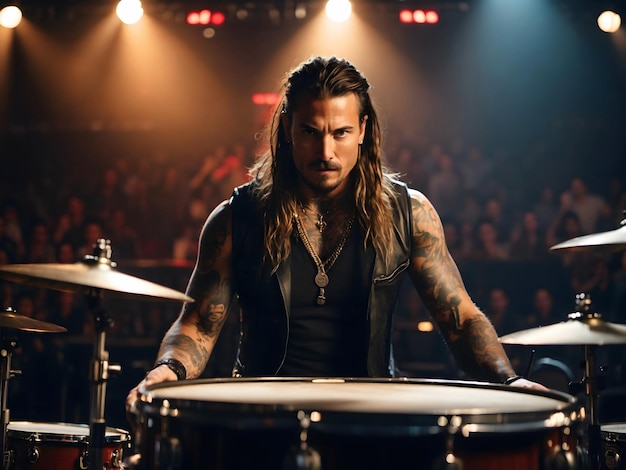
[335,129,347,137]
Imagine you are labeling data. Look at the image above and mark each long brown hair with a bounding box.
[249,56,398,272]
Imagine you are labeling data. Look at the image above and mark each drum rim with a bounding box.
[137,377,581,435]
[6,421,132,444]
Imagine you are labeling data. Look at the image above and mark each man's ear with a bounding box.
[359,115,368,144]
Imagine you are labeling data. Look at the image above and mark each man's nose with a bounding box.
[319,135,334,160]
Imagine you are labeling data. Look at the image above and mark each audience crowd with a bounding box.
[1,125,625,425]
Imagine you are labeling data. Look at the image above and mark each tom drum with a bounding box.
[6,421,131,470]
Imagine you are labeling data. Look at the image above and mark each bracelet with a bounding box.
[153,358,187,381]
[504,375,524,385]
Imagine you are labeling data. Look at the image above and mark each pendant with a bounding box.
[316,215,327,233]
[314,272,329,287]
[317,287,326,305]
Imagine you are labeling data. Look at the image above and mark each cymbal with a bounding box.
[0,310,66,333]
[550,224,626,253]
[499,316,626,346]
[0,262,193,302]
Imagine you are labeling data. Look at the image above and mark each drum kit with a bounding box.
[0,217,623,469]
[0,239,192,469]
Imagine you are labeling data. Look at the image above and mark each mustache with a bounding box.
[308,161,341,171]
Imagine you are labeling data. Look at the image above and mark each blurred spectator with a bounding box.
[76,218,104,259]
[526,287,562,328]
[567,176,612,234]
[106,208,138,261]
[484,287,526,372]
[427,152,462,221]
[483,196,513,244]
[509,211,549,261]
[471,218,510,261]
[533,185,559,234]
[0,217,19,263]
[458,146,491,197]
[24,221,56,264]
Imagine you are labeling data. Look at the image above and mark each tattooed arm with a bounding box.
[406,189,542,389]
[154,200,234,378]
[126,201,234,420]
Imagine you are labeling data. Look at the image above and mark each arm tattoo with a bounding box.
[409,196,463,334]
[408,193,514,382]
[158,202,234,378]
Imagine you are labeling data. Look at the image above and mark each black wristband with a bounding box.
[504,375,523,385]
[153,358,186,381]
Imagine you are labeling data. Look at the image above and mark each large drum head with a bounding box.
[139,377,580,433]
[136,378,583,470]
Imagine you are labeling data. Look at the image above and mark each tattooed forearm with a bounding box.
[447,315,515,383]
[158,334,209,378]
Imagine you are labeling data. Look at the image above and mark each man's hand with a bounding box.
[508,377,550,393]
[125,365,179,431]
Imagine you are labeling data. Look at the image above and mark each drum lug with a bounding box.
[111,448,123,468]
[79,450,89,470]
[27,446,39,464]
[604,447,621,470]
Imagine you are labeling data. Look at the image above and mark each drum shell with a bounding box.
[135,378,583,470]
[6,421,131,470]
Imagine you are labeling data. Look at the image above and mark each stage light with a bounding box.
[398,9,439,25]
[597,10,621,33]
[0,5,22,29]
[116,0,143,25]
[252,93,279,105]
[325,0,351,23]
[187,9,226,26]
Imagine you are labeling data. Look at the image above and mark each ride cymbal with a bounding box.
[550,224,626,253]
[0,262,193,302]
[499,315,626,346]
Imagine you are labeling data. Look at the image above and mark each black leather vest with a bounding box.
[229,180,412,377]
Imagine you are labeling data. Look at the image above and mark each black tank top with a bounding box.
[279,223,370,377]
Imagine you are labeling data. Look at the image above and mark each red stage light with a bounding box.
[186,9,226,26]
[399,9,413,24]
[399,9,439,25]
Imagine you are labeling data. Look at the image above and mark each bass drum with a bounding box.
[135,377,584,470]
[6,421,131,470]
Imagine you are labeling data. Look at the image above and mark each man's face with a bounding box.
[283,94,367,199]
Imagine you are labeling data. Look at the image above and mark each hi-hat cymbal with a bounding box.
[0,309,66,333]
[499,316,626,346]
[550,224,626,253]
[0,262,193,302]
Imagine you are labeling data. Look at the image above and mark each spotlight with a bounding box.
[116,0,143,25]
[597,10,621,33]
[0,5,22,29]
[325,0,351,23]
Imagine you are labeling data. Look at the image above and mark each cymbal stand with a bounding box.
[568,294,604,469]
[85,293,121,470]
[0,331,19,470]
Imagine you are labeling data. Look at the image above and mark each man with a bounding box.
[127,56,543,415]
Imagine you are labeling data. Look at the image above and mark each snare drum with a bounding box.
[135,377,583,470]
[601,423,626,469]
[6,421,131,469]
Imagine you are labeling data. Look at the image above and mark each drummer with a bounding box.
[126,56,545,416]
